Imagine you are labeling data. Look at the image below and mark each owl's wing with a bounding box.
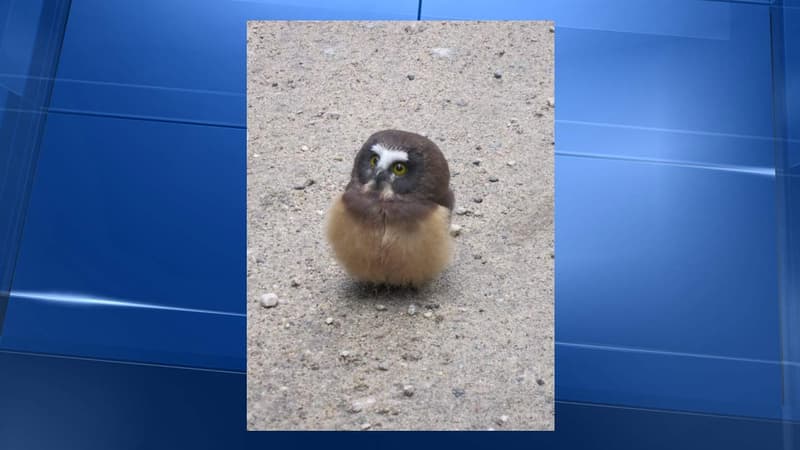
[439,188,455,211]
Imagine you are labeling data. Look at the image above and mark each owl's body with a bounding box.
[326,130,455,287]
[327,195,452,286]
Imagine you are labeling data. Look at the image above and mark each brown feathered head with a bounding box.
[342,130,454,226]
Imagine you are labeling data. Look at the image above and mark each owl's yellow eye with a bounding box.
[392,162,408,176]
[369,155,379,167]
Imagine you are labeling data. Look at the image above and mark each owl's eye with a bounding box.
[392,162,408,176]
[369,155,379,167]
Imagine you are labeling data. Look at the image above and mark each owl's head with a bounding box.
[347,130,452,209]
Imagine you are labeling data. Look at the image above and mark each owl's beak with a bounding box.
[373,169,390,187]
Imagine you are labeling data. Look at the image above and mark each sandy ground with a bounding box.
[246,21,554,430]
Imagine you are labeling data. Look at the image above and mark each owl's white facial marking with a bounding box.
[379,182,395,200]
[371,143,408,171]
[362,178,395,198]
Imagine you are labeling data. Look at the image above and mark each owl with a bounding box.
[326,129,455,287]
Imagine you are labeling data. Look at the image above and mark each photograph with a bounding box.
[246,20,554,430]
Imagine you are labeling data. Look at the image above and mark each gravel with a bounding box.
[247,20,554,431]
[259,293,279,308]
[349,397,376,413]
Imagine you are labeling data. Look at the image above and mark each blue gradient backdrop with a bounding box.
[0,0,798,448]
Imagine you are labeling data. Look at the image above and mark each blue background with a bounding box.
[0,0,798,448]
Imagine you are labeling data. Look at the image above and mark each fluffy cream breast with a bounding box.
[325,194,453,287]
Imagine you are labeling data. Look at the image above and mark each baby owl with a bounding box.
[326,129,455,287]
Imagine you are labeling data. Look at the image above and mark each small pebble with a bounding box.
[430,47,452,58]
[292,179,315,190]
[407,74,415,80]
[402,385,415,397]
[271,82,278,87]
[325,317,334,325]
[259,293,279,308]
[452,388,466,398]
[290,279,300,288]
[496,415,509,425]
[348,397,376,413]
[472,197,483,204]
[360,423,372,430]
[375,304,387,311]
[493,70,503,79]
[549,25,555,33]
[455,207,469,216]
[537,378,545,386]
[333,156,343,161]
[402,352,422,362]
[449,224,463,237]
[407,304,417,316]
[507,160,516,167]
[546,97,555,107]
[472,159,482,166]
[293,183,306,190]
[378,362,389,371]
[300,145,309,151]
[423,311,433,319]
[488,176,499,182]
